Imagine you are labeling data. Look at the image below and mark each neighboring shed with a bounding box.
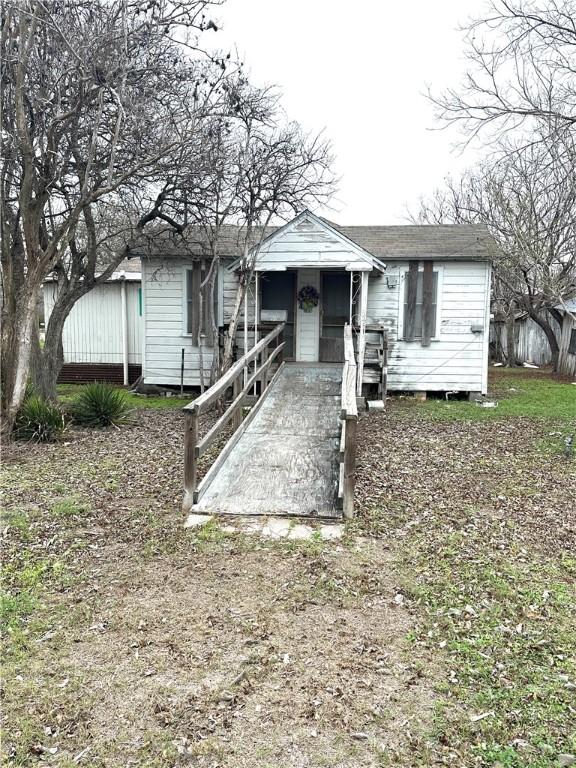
[129,210,494,396]
[43,260,143,385]
[557,299,576,378]
[490,312,561,367]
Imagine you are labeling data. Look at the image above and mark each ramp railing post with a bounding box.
[183,407,198,512]
[343,414,357,518]
[232,372,242,429]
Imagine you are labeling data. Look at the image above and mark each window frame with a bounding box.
[397,264,443,342]
[181,262,219,342]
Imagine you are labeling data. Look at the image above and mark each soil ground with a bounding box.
[1,369,575,767]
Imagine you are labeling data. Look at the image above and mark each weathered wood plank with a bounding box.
[421,260,435,347]
[404,260,419,342]
[195,364,342,518]
[193,361,287,505]
[183,410,198,513]
[343,414,357,518]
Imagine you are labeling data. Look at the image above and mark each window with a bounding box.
[569,328,576,355]
[185,262,218,343]
[403,262,438,343]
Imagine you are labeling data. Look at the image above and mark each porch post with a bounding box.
[356,271,369,396]
[243,282,248,387]
[349,271,354,325]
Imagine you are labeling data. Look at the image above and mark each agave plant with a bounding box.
[14,394,67,442]
[71,382,131,428]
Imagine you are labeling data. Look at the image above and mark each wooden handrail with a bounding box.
[183,322,285,512]
[195,342,285,458]
[184,322,286,415]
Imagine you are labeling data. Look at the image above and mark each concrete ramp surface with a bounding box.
[195,364,342,518]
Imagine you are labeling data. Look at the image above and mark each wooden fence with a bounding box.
[182,323,285,512]
[338,324,358,518]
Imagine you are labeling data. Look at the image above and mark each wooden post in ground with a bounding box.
[381,331,388,404]
[343,415,357,518]
[183,409,198,512]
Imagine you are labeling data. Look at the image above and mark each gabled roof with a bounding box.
[227,210,386,272]
[127,216,495,263]
[328,222,496,261]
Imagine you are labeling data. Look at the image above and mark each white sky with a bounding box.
[215,0,489,224]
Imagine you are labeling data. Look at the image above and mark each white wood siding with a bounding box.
[295,269,320,361]
[142,259,213,386]
[367,261,491,393]
[146,252,491,392]
[43,281,143,364]
[255,215,373,271]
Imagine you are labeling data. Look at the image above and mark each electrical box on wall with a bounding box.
[470,323,484,333]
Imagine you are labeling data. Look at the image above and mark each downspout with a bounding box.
[120,273,129,386]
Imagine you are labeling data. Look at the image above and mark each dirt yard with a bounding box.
[2,370,575,767]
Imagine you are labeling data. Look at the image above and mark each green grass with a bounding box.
[57,383,191,410]
[411,370,576,424]
[403,528,576,766]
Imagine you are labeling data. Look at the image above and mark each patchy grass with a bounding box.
[2,369,574,766]
[409,368,576,424]
[356,368,576,766]
[57,383,191,410]
[2,406,432,766]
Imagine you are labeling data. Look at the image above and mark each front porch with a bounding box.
[245,266,372,396]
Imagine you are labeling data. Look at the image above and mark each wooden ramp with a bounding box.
[194,364,342,519]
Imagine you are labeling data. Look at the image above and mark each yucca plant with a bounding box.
[71,382,131,427]
[14,394,67,442]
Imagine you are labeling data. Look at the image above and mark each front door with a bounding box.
[320,271,350,362]
[260,271,296,359]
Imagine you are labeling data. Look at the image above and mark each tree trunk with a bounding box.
[505,315,517,367]
[528,308,560,371]
[31,323,65,401]
[222,272,248,374]
[208,259,220,386]
[29,284,86,400]
[1,284,40,434]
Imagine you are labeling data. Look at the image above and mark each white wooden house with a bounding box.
[43,261,143,385]
[129,210,494,396]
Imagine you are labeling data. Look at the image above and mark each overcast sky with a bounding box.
[215,0,489,224]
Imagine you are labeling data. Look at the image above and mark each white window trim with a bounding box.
[397,264,444,342]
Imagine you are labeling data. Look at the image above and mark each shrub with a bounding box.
[71,382,131,427]
[14,395,66,442]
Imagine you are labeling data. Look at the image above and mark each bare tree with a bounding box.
[220,121,335,373]
[413,137,576,369]
[432,0,576,144]
[144,81,335,381]
[1,0,229,427]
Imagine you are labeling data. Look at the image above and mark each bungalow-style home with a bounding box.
[128,210,495,397]
[43,259,143,385]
